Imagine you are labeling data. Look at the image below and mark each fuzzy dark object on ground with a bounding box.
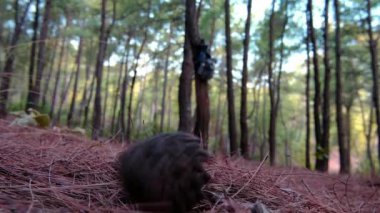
[117,132,210,212]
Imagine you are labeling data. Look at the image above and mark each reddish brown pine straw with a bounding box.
[0,118,379,212]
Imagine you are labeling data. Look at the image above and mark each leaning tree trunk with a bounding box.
[334,0,349,174]
[366,0,380,172]
[225,0,238,155]
[240,0,252,159]
[0,0,31,117]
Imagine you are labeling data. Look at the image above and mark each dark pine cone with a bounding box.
[117,132,210,212]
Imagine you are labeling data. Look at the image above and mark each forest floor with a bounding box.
[0,117,379,212]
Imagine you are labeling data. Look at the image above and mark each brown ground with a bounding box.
[0,117,379,212]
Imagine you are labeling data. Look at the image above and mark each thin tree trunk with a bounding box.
[135,76,147,137]
[101,61,111,131]
[276,0,288,165]
[307,0,323,167]
[0,0,31,117]
[166,82,173,131]
[305,19,311,170]
[55,68,74,124]
[126,33,148,142]
[111,52,125,133]
[49,21,69,119]
[83,70,96,128]
[29,0,52,109]
[225,0,237,155]
[334,0,349,174]
[366,0,380,173]
[160,25,173,132]
[119,37,132,142]
[41,36,59,108]
[240,0,252,159]
[25,0,39,111]
[151,60,160,127]
[268,0,276,165]
[78,40,94,119]
[67,36,83,127]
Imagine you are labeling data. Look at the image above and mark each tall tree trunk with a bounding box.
[316,0,332,171]
[307,0,323,167]
[41,36,59,109]
[126,33,148,142]
[83,71,96,128]
[366,0,380,173]
[334,0,349,174]
[92,0,108,139]
[276,0,289,164]
[28,0,52,109]
[111,52,125,133]
[151,60,160,127]
[160,25,172,132]
[305,19,311,170]
[0,0,31,117]
[240,0,252,159]
[55,68,74,124]
[25,0,39,111]
[67,36,83,127]
[78,40,94,119]
[101,62,111,131]
[178,36,193,132]
[119,37,131,142]
[225,0,237,155]
[49,20,70,120]
[268,0,277,165]
[135,76,147,137]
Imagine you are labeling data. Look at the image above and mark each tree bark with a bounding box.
[101,62,111,131]
[305,17,311,170]
[240,0,252,159]
[307,0,323,168]
[334,0,349,174]
[25,0,39,111]
[178,36,193,132]
[119,37,132,142]
[92,0,108,139]
[268,0,276,165]
[366,0,380,173]
[28,0,52,109]
[0,0,31,117]
[316,0,332,172]
[67,36,83,127]
[225,0,237,155]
